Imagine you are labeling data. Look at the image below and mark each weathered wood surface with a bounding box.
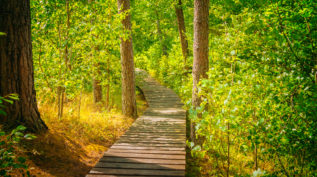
[86,69,186,177]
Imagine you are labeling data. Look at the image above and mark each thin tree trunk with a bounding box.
[57,86,62,119]
[154,9,168,56]
[88,0,103,103]
[65,0,71,70]
[227,121,230,177]
[61,89,65,118]
[0,0,48,132]
[175,0,189,67]
[191,0,209,141]
[106,57,110,110]
[118,0,137,118]
[93,74,102,103]
[56,13,63,118]
[78,86,82,118]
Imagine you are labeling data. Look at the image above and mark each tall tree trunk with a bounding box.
[57,17,64,119]
[191,0,209,141]
[0,0,48,133]
[105,56,110,110]
[65,0,71,71]
[154,8,168,56]
[88,0,103,104]
[175,0,189,67]
[118,0,137,118]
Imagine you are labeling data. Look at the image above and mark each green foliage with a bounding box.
[0,125,36,177]
[0,95,36,177]
[31,0,123,105]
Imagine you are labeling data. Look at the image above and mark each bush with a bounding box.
[0,94,36,177]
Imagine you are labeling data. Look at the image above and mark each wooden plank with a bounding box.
[103,152,185,160]
[116,138,185,142]
[110,145,184,151]
[86,175,153,177]
[113,143,185,148]
[118,137,185,142]
[117,140,185,145]
[123,133,185,137]
[107,149,186,155]
[99,156,185,165]
[119,134,185,138]
[94,162,185,170]
[124,131,185,134]
[127,128,185,131]
[89,168,184,176]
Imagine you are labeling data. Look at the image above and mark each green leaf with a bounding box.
[15,125,26,131]
[24,134,37,140]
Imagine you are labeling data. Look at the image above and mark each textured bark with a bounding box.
[118,0,137,118]
[191,0,209,140]
[0,0,48,132]
[175,0,189,66]
[93,74,102,103]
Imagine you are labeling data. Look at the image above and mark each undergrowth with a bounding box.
[4,92,146,177]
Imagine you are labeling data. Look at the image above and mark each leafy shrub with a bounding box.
[0,125,36,177]
[0,94,36,177]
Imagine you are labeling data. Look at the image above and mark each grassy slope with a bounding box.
[12,92,147,177]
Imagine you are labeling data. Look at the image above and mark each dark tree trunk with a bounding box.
[0,0,48,132]
[191,0,209,141]
[175,0,189,67]
[118,0,137,118]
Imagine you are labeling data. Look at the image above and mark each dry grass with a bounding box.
[11,92,147,177]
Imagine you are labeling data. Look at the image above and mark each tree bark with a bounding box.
[175,0,189,67]
[118,0,137,118]
[191,0,209,140]
[93,74,102,103]
[0,0,48,132]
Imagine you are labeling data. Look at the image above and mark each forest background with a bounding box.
[0,0,316,176]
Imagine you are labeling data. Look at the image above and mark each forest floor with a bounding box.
[14,91,147,177]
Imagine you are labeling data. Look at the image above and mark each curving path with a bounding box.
[86,69,186,177]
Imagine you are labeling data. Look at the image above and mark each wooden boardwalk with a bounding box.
[86,69,186,177]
